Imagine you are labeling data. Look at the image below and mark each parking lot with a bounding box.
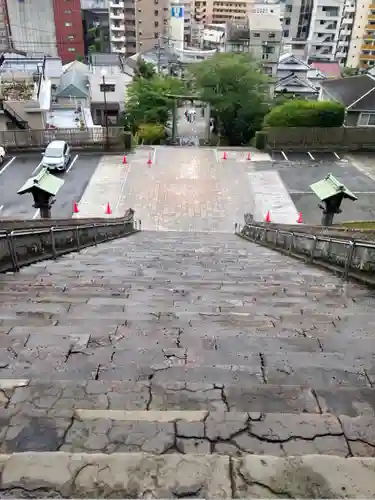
[271,151,345,162]
[0,153,102,219]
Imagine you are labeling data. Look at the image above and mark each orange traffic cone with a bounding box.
[123,155,127,164]
[297,212,303,223]
[105,202,112,215]
[73,201,79,214]
[247,152,251,160]
[265,211,271,223]
[147,152,152,165]
[222,151,227,160]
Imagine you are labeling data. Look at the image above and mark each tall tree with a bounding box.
[124,75,185,131]
[189,53,270,145]
[134,57,156,80]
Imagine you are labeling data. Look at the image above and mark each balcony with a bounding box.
[111,34,126,42]
[111,23,125,31]
[369,15,375,20]
[362,43,375,49]
[110,1,124,8]
[110,10,124,19]
[111,45,126,53]
[366,24,375,30]
[360,53,375,59]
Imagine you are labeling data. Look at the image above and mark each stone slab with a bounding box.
[0,453,375,498]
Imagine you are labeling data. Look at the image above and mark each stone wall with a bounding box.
[0,219,136,273]
[240,223,375,286]
[264,127,375,152]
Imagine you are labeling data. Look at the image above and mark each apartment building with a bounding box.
[249,13,282,76]
[306,0,345,60]
[0,0,9,51]
[4,0,85,63]
[356,0,375,68]
[108,0,169,57]
[81,0,110,54]
[193,0,254,24]
[335,0,355,65]
[282,0,313,55]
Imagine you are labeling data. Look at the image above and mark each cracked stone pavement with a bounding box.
[0,231,375,497]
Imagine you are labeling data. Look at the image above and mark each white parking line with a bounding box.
[32,210,40,219]
[32,159,44,175]
[66,154,78,173]
[307,151,315,160]
[281,151,288,161]
[0,205,3,213]
[115,164,132,214]
[152,148,156,164]
[0,156,16,175]
[334,152,341,160]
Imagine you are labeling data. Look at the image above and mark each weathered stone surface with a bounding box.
[0,230,375,463]
[232,455,375,498]
[0,452,232,498]
[1,453,375,498]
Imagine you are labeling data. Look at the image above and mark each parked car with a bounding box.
[0,145,6,164]
[41,140,71,172]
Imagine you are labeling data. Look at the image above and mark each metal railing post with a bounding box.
[344,241,355,281]
[9,231,19,271]
[309,236,317,263]
[50,227,57,259]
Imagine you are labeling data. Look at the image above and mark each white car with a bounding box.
[0,146,5,164]
[42,140,71,172]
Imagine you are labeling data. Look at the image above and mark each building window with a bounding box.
[68,47,76,52]
[253,32,260,37]
[154,9,159,15]
[155,21,159,27]
[154,32,159,38]
[65,22,72,27]
[100,83,116,92]
[64,9,72,13]
[67,35,75,40]
[358,113,375,126]
[269,33,275,38]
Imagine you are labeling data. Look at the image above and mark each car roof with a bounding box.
[46,140,66,149]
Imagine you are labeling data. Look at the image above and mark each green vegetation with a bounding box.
[123,58,185,143]
[338,221,375,230]
[136,123,165,145]
[264,100,345,128]
[123,53,347,147]
[188,53,269,146]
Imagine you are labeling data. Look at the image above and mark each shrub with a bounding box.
[254,130,267,150]
[264,100,345,128]
[137,123,165,145]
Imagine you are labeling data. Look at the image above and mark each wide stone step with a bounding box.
[0,452,374,498]
[0,407,373,457]
[2,379,375,417]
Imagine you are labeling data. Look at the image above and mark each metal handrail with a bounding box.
[237,222,375,283]
[0,218,141,273]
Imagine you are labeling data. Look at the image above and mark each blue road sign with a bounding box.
[171,6,184,17]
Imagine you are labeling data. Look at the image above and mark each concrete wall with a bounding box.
[264,126,375,151]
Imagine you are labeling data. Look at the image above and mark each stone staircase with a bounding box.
[0,230,375,497]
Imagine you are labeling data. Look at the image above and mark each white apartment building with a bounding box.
[335,0,355,65]
[306,0,345,60]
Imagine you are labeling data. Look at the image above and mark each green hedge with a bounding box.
[264,100,345,128]
[254,130,267,150]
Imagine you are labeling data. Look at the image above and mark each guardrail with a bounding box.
[0,218,141,273]
[236,222,375,286]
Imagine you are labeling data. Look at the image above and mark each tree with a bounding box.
[124,75,185,131]
[189,53,270,145]
[264,100,345,128]
[134,57,156,80]
[137,123,165,144]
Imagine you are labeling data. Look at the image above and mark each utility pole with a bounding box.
[101,70,109,151]
[157,35,162,74]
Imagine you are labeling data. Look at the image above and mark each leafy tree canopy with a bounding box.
[134,57,156,80]
[189,53,270,145]
[124,74,185,131]
[264,99,345,127]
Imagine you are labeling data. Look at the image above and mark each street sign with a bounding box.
[171,5,184,17]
